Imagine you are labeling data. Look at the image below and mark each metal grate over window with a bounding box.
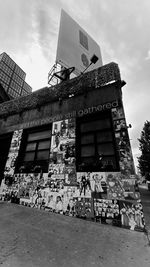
[79,30,89,50]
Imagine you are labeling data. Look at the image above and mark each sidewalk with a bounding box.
[0,202,150,267]
[139,184,150,234]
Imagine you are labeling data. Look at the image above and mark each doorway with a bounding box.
[0,133,13,185]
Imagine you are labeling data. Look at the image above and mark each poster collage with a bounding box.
[0,107,145,232]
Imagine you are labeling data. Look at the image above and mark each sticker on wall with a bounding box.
[111,104,135,177]
[90,172,107,197]
[74,197,94,219]
[4,130,23,177]
[77,172,92,198]
[106,172,125,199]
[76,172,107,199]
[115,129,135,176]
[94,199,120,225]
[65,166,77,186]
[119,147,135,176]
[113,119,126,131]
[119,200,145,231]
[0,119,144,232]
[50,119,76,166]
[111,107,125,120]
[121,177,140,200]
[48,163,65,175]
[9,130,23,152]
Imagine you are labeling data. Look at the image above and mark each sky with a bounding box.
[0,0,150,170]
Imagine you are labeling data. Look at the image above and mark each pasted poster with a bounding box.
[74,197,94,219]
[94,199,120,225]
[111,106,135,175]
[106,172,125,199]
[0,117,145,232]
[119,200,145,231]
[4,129,23,176]
[49,118,76,166]
[76,172,107,198]
[93,198,145,231]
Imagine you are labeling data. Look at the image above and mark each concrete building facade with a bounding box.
[0,62,145,232]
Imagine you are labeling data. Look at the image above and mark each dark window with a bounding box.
[79,30,89,50]
[76,111,119,172]
[15,125,52,173]
[0,132,13,184]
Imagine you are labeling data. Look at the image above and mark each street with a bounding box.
[0,198,150,267]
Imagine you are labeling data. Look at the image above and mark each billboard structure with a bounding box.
[56,9,103,76]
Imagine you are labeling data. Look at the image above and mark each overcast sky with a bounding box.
[0,0,150,170]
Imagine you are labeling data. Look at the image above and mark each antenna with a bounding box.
[48,54,99,86]
[48,63,75,86]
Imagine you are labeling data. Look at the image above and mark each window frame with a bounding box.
[79,30,89,50]
[15,124,52,173]
[76,111,120,172]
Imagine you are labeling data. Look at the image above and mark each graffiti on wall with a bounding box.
[111,107,135,176]
[4,129,23,177]
[0,117,145,232]
[49,119,75,165]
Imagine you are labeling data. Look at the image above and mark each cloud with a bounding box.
[145,50,150,60]
[32,0,60,59]
[1,0,150,170]
[0,0,35,53]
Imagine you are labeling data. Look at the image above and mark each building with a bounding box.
[0,62,145,231]
[0,83,10,103]
[0,52,32,100]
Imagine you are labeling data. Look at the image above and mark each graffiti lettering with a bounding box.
[2,100,119,131]
[78,100,118,117]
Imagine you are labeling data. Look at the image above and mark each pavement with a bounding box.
[139,184,150,233]
[0,197,150,267]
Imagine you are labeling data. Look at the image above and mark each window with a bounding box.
[15,125,52,173]
[76,111,119,172]
[79,30,89,50]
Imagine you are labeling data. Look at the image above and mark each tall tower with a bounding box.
[0,52,32,99]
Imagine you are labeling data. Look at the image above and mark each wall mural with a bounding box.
[4,129,23,175]
[111,106,135,176]
[0,117,145,232]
